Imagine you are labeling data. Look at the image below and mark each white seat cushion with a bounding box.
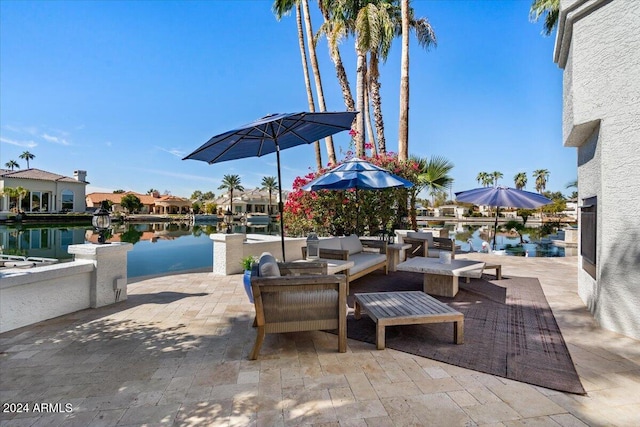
[348,253,387,275]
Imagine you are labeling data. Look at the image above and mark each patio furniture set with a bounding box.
[248,234,502,359]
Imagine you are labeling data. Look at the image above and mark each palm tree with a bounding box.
[398,0,436,160]
[4,160,20,170]
[418,156,455,211]
[398,0,410,160]
[317,0,356,112]
[3,186,28,212]
[533,169,550,193]
[566,179,578,199]
[514,172,528,190]
[218,174,245,213]
[529,0,560,36]
[261,176,278,215]
[273,0,324,169]
[332,0,435,157]
[300,0,337,166]
[356,2,395,155]
[476,172,492,187]
[19,151,35,168]
[491,171,503,187]
[533,168,550,223]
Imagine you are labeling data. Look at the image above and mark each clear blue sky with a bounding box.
[0,0,575,200]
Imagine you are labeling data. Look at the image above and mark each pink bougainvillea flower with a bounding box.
[348,129,357,137]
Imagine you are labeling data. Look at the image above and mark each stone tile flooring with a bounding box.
[1,255,639,426]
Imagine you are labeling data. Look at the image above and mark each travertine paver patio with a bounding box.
[1,255,639,426]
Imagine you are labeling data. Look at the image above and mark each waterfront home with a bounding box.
[555,0,640,339]
[0,168,88,213]
[215,188,287,216]
[86,191,192,214]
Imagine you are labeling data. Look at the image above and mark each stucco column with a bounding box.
[68,243,133,307]
[210,233,245,275]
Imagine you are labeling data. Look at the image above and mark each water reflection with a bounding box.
[443,223,576,257]
[1,221,281,278]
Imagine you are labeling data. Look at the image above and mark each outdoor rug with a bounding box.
[344,271,586,395]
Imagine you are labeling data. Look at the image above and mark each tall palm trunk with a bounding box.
[364,82,376,155]
[398,0,410,161]
[328,28,355,112]
[295,3,322,170]
[355,46,366,157]
[318,4,355,112]
[302,0,337,165]
[369,51,386,154]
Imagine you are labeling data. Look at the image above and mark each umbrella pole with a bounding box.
[355,188,359,235]
[275,143,286,261]
[493,206,499,251]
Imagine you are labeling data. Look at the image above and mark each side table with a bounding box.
[387,243,412,272]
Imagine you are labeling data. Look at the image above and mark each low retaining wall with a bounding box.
[1,261,94,333]
[210,233,306,275]
[0,243,132,334]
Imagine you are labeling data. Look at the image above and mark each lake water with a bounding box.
[0,221,572,279]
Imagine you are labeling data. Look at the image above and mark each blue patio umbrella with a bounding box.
[455,186,552,250]
[183,111,358,261]
[302,158,414,233]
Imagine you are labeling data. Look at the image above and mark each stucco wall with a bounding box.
[0,261,94,333]
[556,0,640,339]
[210,233,307,275]
[0,176,87,212]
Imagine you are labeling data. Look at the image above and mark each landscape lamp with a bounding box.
[306,232,320,259]
[92,206,111,244]
[224,209,234,234]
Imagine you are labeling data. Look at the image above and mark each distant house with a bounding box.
[555,0,640,339]
[86,192,191,214]
[0,168,88,213]
[215,188,286,215]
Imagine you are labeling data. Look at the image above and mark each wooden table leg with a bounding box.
[454,319,464,344]
[354,299,362,320]
[376,323,386,350]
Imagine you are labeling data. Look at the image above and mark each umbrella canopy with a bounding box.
[455,186,551,250]
[302,157,414,191]
[302,158,414,234]
[183,111,358,261]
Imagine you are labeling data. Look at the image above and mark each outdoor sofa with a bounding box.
[249,252,347,360]
[302,234,388,293]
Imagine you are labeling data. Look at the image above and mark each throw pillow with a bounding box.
[341,234,363,255]
[258,252,281,277]
[318,238,342,250]
[407,231,433,247]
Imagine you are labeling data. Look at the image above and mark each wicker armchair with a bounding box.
[249,258,347,360]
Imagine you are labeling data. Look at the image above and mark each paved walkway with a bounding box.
[1,255,639,426]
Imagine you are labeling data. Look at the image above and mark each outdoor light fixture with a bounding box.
[224,209,234,234]
[306,232,320,259]
[92,206,111,244]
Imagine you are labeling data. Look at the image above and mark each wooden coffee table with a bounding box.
[354,291,464,349]
[396,257,485,297]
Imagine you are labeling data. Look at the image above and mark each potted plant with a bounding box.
[241,256,256,303]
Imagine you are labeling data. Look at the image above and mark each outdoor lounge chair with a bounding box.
[249,252,347,360]
[403,231,457,260]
